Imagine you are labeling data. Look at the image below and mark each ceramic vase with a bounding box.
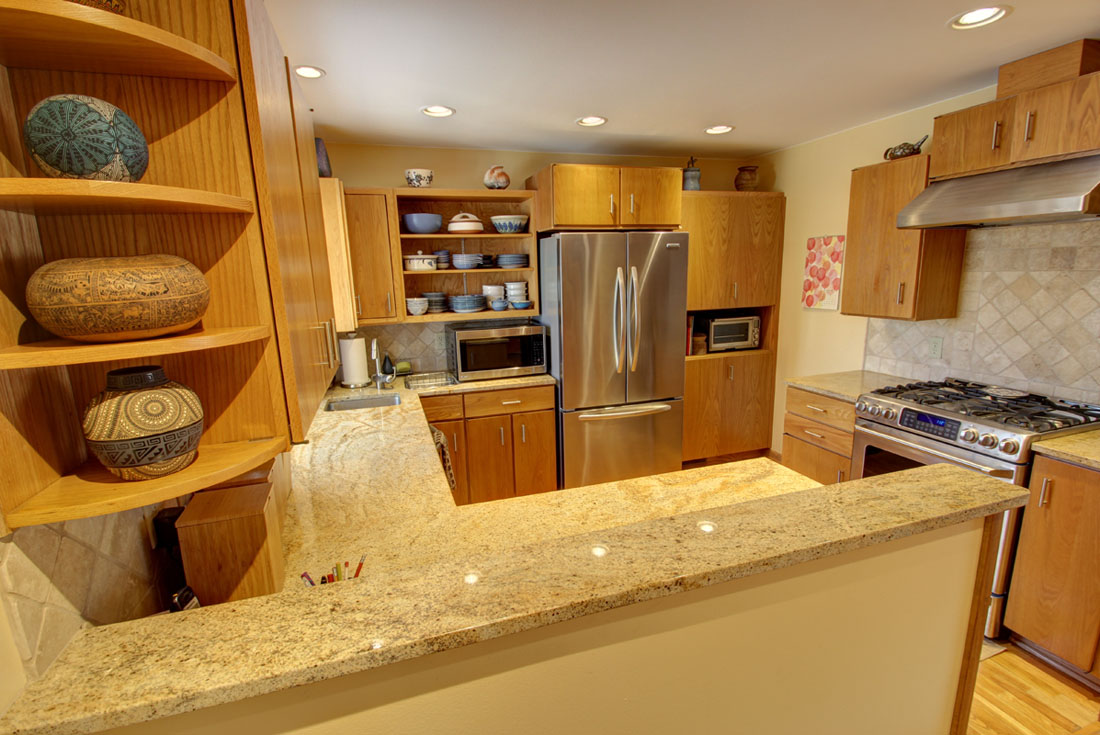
[23,94,148,181]
[682,167,701,191]
[26,254,210,343]
[734,165,759,192]
[315,137,332,177]
[483,165,511,189]
[83,366,204,481]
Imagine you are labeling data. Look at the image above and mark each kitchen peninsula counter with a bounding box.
[0,378,1028,735]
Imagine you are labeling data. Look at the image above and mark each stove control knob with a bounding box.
[978,433,998,448]
[855,401,869,413]
[1000,438,1020,455]
[882,408,897,421]
[869,405,882,417]
[960,428,978,443]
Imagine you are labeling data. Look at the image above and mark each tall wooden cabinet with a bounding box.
[841,155,966,321]
[0,0,337,531]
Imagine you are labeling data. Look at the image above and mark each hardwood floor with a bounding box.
[969,644,1100,734]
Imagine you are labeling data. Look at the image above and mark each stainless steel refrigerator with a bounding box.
[538,231,688,489]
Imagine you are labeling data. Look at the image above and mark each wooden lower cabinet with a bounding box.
[430,419,469,505]
[512,410,557,496]
[1004,456,1100,672]
[682,351,773,462]
[781,434,851,485]
[465,415,515,503]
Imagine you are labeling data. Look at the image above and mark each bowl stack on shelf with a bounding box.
[496,253,529,269]
[448,294,486,314]
[506,281,531,309]
[422,292,447,314]
[452,253,481,270]
[406,297,428,316]
[433,249,450,269]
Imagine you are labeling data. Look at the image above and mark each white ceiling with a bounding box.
[265,0,1100,158]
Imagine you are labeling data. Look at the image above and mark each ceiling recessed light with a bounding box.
[293,65,326,79]
[576,116,607,127]
[949,6,1011,29]
[697,521,717,533]
[421,105,456,118]
[590,544,609,557]
[705,125,733,135]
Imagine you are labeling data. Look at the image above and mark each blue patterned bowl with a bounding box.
[23,94,148,182]
[490,215,529,233]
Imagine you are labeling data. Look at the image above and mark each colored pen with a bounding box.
[354,554,365,578]
[344,561,350,580]
[301,572,315,587]
[334,565,341,582]
[320,577,327,585]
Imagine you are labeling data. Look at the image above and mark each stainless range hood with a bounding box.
[897,154,1100,228]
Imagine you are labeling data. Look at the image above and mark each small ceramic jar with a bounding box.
[403,251,438,271]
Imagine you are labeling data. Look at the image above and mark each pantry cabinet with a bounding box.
[682,350,773,461]
[681,191,785,310]
[1004,455,1100,673]
[841,155,966,321]
[527,163,681,230]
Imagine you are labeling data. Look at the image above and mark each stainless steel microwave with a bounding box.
[446,323,548,381]
[705,316,760,351]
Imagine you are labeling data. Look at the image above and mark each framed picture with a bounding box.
[802,235,845,310]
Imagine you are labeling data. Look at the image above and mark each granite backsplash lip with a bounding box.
[0,379,1028,735]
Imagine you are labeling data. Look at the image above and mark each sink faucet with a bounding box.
[370,338,396,390]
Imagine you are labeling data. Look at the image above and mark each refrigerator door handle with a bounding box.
[578,403,672,421]
[629,265,641,372]
[613,266,626,373]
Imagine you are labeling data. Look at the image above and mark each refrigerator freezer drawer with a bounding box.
[560,400,683,489]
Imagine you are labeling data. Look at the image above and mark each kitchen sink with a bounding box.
[404,372,457,390]
[325,394,401,411]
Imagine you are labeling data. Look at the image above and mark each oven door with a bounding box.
[852,420,1026,483]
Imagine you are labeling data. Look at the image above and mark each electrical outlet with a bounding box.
[928,336,944,360]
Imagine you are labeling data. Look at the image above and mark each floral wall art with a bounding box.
[802,235,845,310]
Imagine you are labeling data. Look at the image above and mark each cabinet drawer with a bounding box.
[782,434,852,485]
[785,387,855,432]
[783,412,853,457]
[464,385,555,418]
[420,394,464,422]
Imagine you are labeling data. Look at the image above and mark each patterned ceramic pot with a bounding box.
[23,94,148,181]
[483,165,510,189]
[26,254,210,343]
[734,165,759,192]
[83,366,204,481]
[404,168,433,187]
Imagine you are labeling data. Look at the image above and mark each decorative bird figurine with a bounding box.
[884,134,929,160]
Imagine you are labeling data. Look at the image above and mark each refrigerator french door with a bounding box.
[539,231,688,488]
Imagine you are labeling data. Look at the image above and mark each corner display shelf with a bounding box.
[0,179,255,215]
[0,0,236,82]
[4,437,287,528]
[393,188,539,324]
[0,325,270,370]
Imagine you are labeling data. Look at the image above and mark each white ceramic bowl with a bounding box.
[490,215,529,233]
[482,285,505,299]
[405,169,433,187]
[405,298,429,316]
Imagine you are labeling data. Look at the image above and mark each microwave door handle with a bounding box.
[629,266,640,372]
[856,424,1014,479]
[613,267,625,374]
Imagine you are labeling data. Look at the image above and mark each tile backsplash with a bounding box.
[354,323,448,373]
[0,506,169,680]
[863,221,1100,402]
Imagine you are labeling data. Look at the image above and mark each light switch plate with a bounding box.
[928,336,943,360]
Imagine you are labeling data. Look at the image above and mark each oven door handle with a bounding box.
[855,425,1015,479]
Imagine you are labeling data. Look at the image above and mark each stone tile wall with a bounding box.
[354,323,448,374]
[0,505,170,680]
[863,221,1100,402]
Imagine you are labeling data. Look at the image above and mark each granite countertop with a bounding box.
[0,377,1029,735]
[787,370,910,403]
[1032,429,1100,471]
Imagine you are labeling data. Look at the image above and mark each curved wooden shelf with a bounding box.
[0,0,235,81]
[5,437,287,528]
[0,179,254,214]
[400,233,533,239]
[0,325,270,370]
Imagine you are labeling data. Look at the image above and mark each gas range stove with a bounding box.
[855,378,1100,464]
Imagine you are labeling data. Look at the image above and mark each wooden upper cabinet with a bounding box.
[1004,456,1100,671]
[1011,73,1100,163]
[929,98,1016,179]
[344,191,399,320]
[682,350,773,461]
[528,163,681,230]
[318,179,359,332]
[841,155,965,321]
[619,167,682,226]
[682,191,784,310]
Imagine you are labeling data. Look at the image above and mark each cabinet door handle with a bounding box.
[499,426,505,446]
[807,405,826,413]
[311,324,328,366]
[1038,477,1052,506]
[501,400,522,405]
[804,430,824,439]
[328,318,339,368]
[836,470,844,483]
[386,291,393,315]
[452,433,458,451]
[728,365,735,381]
[733,282,739,300]
[629,193,635,214]
[609,194,614,215]
[896,282,905,305]
[991,120,1002,150]
[521,424,527,443]
[355,294,362,316]
[1024,111,1035,141]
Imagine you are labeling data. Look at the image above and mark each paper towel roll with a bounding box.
[338,335,371,387]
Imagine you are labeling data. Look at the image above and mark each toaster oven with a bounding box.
[705,316,760,352]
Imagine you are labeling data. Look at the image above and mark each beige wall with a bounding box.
[103,519,983,735]
[326,142,750,191]
[754,86,997,449]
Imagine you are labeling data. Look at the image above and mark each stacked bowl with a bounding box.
[452,253,482,270]
[433,249,450,269]
[448,294,486,314]
[406,297,428,316]
[505,281,529,308]
[422,292,447,313]
[496,253,529,269]
[482,284,505,301]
